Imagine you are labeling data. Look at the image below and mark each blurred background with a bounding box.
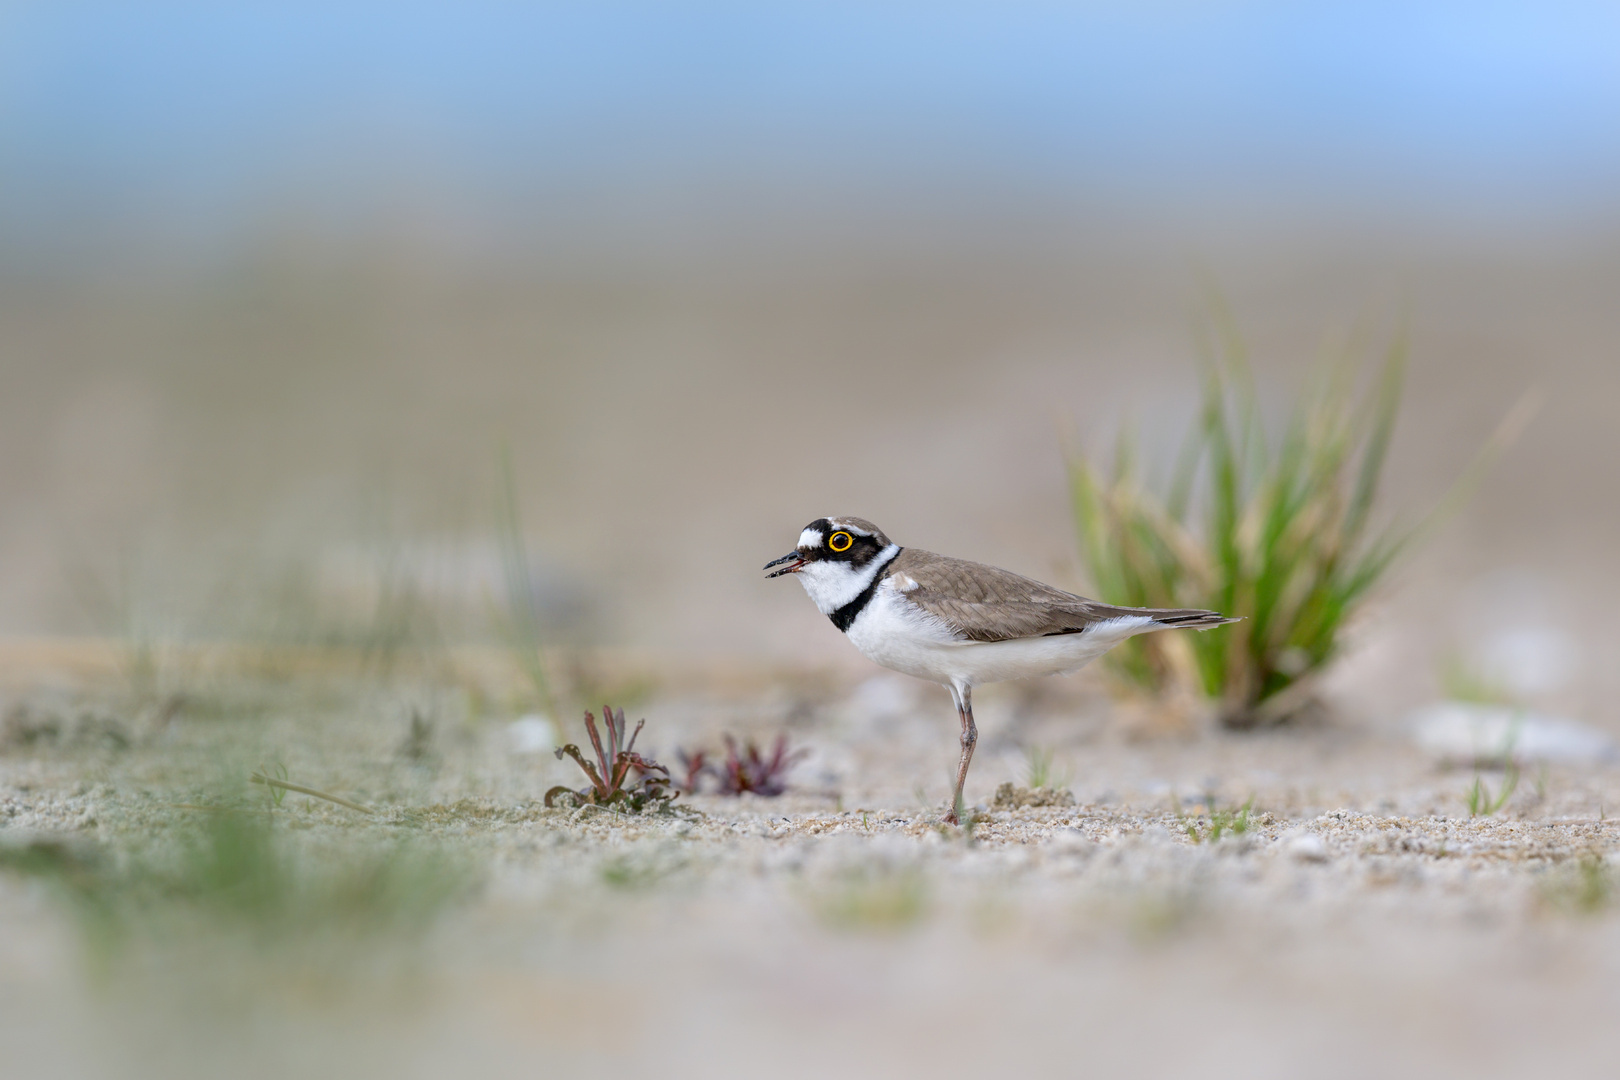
[3,1,1618,720]
[7,8,1620,1079]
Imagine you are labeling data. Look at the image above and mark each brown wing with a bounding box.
[884,548,1232,643]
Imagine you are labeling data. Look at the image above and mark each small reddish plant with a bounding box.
[546,706,674,811]
[678,734,807,796]
[674,748,709,796]
[716,734,806,796]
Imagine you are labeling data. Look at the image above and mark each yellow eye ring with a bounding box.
[828,531,854,552]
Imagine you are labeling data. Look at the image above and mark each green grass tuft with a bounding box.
[1068,302,1530,726]
[1178,798,1253,843]
[1024,746,1058,790]
[1464,764,1519,817]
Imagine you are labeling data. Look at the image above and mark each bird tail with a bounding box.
[1142,607,1240,631]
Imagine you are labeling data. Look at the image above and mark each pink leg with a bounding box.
[943,685,977,825]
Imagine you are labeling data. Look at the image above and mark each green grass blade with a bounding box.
[1343,334,1406,549]
[495,443,556,717]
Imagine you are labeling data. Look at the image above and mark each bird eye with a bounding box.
[828,531,853,552]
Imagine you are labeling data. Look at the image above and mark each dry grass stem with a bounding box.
[249,771,375,815]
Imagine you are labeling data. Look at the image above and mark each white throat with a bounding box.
[796,543,900,615]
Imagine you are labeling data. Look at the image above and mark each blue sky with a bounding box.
[3,2,1619,250]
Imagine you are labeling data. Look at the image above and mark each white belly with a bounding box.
[842,584,1153,690]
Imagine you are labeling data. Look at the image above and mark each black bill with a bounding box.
[763,551,805,578]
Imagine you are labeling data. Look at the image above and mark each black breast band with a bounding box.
[829,548,902,632]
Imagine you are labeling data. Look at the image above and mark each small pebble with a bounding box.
[1286,833,1329,862]
[1048,828,1091,853]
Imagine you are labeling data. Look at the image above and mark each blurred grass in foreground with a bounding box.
[0,814,470,984]
[812,866,929,931]
[1069,305,1532,726]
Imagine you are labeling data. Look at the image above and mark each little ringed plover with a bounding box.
[765,516,1236,823]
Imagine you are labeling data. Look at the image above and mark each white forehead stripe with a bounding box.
[828,519,873,536]
[798,528,824,549]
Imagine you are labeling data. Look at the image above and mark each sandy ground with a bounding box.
[3,644,1619,1080]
